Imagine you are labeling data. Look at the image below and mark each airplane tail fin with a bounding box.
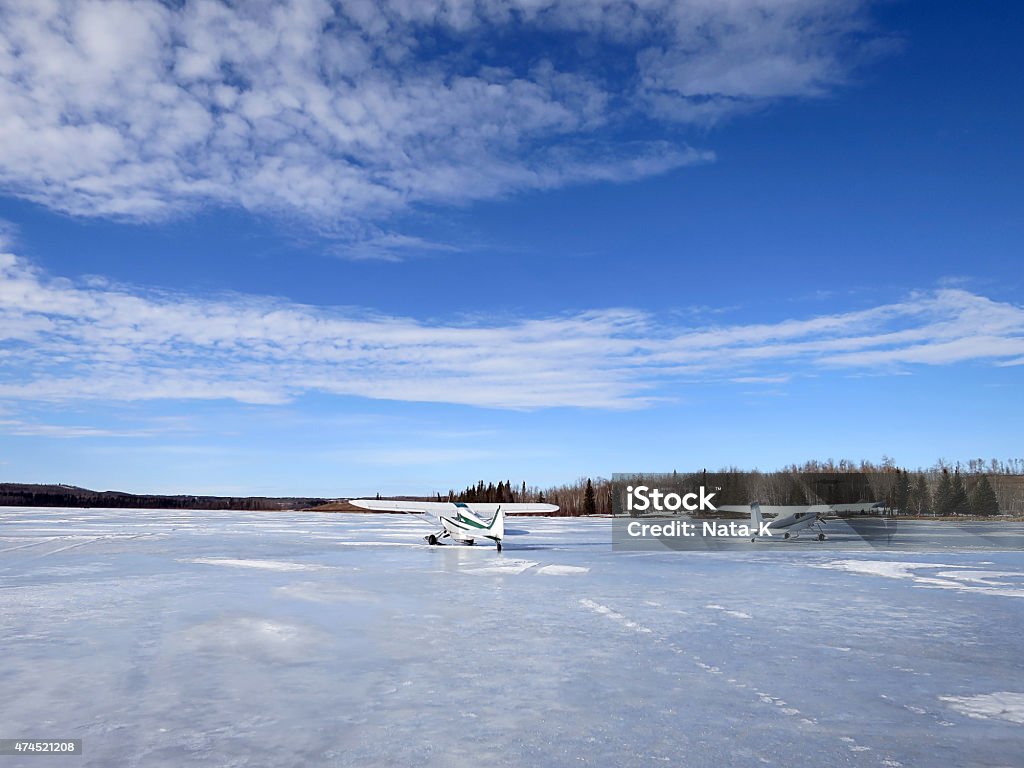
[486,505,505,542]
[750,502,763,528]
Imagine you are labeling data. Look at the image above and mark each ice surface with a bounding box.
[2,507,1023,767]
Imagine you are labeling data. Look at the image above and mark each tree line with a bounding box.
[886,468,999,516]
[447,457,1024,517]
[442,477,602,515]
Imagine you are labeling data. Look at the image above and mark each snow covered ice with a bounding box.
[3,507,1024,767]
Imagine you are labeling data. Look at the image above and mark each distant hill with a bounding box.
[0,483,328,511]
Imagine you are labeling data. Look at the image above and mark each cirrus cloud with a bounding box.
[0,0,879,229]
[1,253,1022,411]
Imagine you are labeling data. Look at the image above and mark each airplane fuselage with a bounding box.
[439,509,494,544]
[765,511,819,537]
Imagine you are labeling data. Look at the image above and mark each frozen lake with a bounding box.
[2,508,1023,767]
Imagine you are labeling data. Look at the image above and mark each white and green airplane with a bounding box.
[348,499,559,551]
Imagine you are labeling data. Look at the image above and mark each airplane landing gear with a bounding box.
[496,541,502,552]
[817,532,827,541]
[426,533,439,545]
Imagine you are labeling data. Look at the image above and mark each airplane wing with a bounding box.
[828,502,885,515]
[348,499,445,524]
[717,504,877,516]
[716,505,756,515]
[444,502,560,516]
[348,499,559,519]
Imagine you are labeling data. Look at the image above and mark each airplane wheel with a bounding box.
[751,538,755,543]
[817,533,826,541]
[426,534,438,545]
[784,532,790,540]
[496,541,502,553]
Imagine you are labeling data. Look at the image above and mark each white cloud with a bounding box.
[731,375,792,384]
[0,218,17,249]
[0,418,155,438]
[337,232,463,262]
[1,254,1022,411]
[0,0,874,230]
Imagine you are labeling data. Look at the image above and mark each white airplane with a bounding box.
[348,499,559,552]
[743,501,885,541]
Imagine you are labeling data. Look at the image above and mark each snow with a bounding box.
[186,558,337,571]
[2,507,1024,767]
[813,559,1024,597]
[938,692,1024,724]
[704,604,752,619]
[535,564,590,576]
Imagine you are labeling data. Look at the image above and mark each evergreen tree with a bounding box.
[583,478,596,515]
[911,474,931,515]
[949,471,970,515]
[971,475,1000,516]
[893,469,911,514]
[935,469,953,515]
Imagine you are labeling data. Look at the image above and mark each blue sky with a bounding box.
[0,1,1021,496]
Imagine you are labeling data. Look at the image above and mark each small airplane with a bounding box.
[348,499,559,552]
[744,501,885,541]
